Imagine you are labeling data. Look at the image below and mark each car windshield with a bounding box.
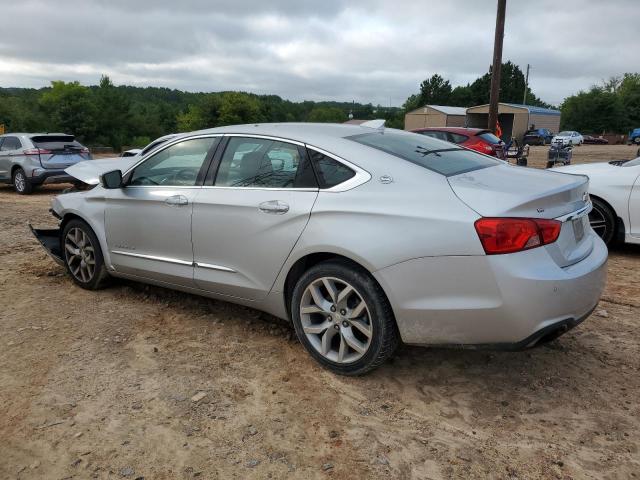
[348,130,501,177]
[623,157,640,167]
[477,132,502,144]
[557,131,571,136]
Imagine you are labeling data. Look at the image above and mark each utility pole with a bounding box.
[488,0,507,134]
[522,63,530,105]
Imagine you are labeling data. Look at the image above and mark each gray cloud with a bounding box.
[0,0,638,106]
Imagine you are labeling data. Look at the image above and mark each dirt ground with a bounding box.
[1,145,639,479]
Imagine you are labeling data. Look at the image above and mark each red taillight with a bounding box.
[474,217,561,255]
[467,140,494,155]
[23,148,52,155]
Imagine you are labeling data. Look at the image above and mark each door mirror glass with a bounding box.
[100,169,123,189]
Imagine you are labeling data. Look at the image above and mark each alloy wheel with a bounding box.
[589,204,609,240]
[64,227,96,283]
[299,276,373,364]
[14,171,26,192]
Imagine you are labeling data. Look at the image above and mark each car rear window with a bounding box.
[31,135,84,151]
[477,132,502,144]
[348,130,500,177]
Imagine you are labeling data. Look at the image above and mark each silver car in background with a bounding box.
[31,122,607,375]
[0,133,92,194]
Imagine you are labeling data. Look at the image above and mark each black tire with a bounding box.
[546,161,554,169]
[12,168,33,194]
[291,260,399,376]
[634,137,640,145]
[589,198,617,246]
[62,219,110,290]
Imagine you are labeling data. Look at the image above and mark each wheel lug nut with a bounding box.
[330,305,336,312]
[342,321,349,327]
[340,309,346,315]
[327,316,332,322]
[333,324,340,330]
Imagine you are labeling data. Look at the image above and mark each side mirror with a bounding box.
[100,169,123,189]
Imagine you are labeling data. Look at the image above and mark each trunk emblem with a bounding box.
[537,208,545,213]
[379,175,393,184]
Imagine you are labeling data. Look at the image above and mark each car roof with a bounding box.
[0,132,71,136]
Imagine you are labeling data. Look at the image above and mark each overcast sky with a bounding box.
[0,0,638,106]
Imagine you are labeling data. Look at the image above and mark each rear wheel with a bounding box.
[291,261,399,375]
[589,198,616,246]
[13,168,33,194]
[62,219,109,289]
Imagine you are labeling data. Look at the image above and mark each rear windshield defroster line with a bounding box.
[347,131,501,177]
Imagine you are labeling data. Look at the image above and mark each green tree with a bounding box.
[306,106,347,123]
[93,75,131,150]
[217,92,263,125]
[619,73,640,130]
[39,81,97,140]
[561,86,626,133]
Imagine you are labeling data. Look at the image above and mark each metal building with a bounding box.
[404,105,467,130]
[465,103,561,142]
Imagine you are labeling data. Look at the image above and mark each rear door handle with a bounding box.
[259,200,289,214]
[164,194,189,206]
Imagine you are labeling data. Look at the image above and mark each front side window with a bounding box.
[349,130,500,177]
[129,137,217,186]
[308,150,355,188]
[215,137,310,188]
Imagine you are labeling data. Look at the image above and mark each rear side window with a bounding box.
[418,130,448,141]
[349,130,500,177]
[448,132,468,144]
[1,136,22,151]
[477,132,502,144]
[31,135,83,151]
[308,150,355,188]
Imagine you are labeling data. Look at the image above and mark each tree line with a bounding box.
[0,76,403,150]
[1,64,638,150]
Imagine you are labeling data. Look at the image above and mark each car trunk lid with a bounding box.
[449,164,593,267]
[31,135,91,169]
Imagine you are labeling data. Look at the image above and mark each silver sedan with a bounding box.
[32,122,607,375]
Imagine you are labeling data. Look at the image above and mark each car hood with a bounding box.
[448,163,589,218]
[65,157,139,185]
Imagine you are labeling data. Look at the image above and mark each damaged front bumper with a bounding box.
[29,224,64,266]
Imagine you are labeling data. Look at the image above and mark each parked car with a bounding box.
[0,133,92,194]
[582,135,609,145]
[523,128,554,145]
[31,123,607,375]
[121,134,178,158]
[552,131,584,146]
[411,127,506,159]
[553,157,640,246]
[628,128,640,145]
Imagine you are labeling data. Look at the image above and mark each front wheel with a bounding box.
[13,168,33,194]
[291,261,399,375]
[62,219,109,289]
[589,198,616,246]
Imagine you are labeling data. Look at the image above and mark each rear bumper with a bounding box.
[373,235,607,347]
[29,224,64,266]
[28,169,76,185]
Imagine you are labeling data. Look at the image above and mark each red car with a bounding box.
[411,127,506,159]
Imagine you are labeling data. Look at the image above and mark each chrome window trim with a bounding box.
[122,133,225,177]
[194,262,236,273]
[223,133,305,147]
[201,186,318,192]
[305,145,371,192]
[111,250,193,266]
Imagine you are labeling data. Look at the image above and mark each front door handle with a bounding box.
[164,194,189,206]
[259,200,290,214]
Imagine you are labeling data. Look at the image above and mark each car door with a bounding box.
[629,168,640,238]
[0,136,20,181]
[105,136,220,286]
[191,135,318,300]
